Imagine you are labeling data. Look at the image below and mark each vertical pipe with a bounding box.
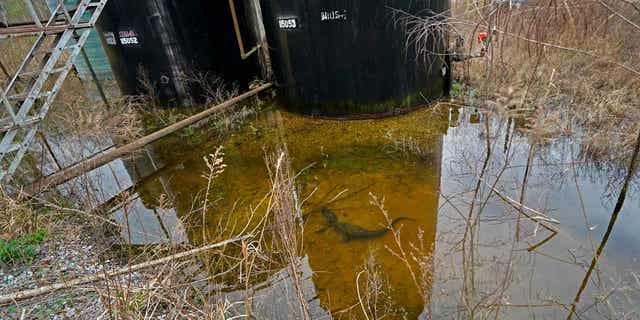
[229,0,262,60]
[245,0,273,79]
[228,0,248,57]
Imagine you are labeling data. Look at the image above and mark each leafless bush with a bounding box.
[383,128,440,163]
[356,249,397,320]
[0,188,38,240]
[136,65,159,106]
[264,149,310,319]
[46,94,144,143]
[179,71,239,106]
[395,0,640,164]
[390,6,450,70]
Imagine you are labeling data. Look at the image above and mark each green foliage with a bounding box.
[182,126,196,138]
[450,81,464,98]
[0,229,47,264]
[450,81,480,106]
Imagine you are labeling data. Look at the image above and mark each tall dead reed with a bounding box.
[265,149,310,320]
[395,0,640,163]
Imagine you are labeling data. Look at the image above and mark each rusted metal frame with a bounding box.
[0,23,95,38]
[1,34,48,108]
[4,125,39,178]
[0,0,65,38]
[0,1,57,174]
[0,116,40,133]
[38,29,93,121]
[0,32,49,154]
[0,1,73,98]
[0,90,18,123]
[57,0,75,22]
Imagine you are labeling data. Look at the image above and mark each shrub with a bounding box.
[0,229,47,264]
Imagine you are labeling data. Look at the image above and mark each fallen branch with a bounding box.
[0,234,252,306]
[20,83,273,197]
[479,178,561,231]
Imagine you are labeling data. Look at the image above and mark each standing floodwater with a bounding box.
[124,104,640,319]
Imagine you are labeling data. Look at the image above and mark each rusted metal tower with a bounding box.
[0,0,108,183]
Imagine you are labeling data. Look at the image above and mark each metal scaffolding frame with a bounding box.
[0,0,108,183]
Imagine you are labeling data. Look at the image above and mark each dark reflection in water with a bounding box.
[38,131,189,245]
[131,107,448,318]
[101,104,640,319]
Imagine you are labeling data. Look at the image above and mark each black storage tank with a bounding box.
[261,0,450,117]
[97,0,260,106]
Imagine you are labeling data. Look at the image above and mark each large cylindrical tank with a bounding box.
[97,0,260,107]
[261,0,450,117]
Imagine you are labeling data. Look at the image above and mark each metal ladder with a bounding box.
[0,0,108,183]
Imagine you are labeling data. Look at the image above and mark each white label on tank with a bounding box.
[321,10,348,21]
[104,32,117,45]
[278,17,298,29]
[119,30,139,45]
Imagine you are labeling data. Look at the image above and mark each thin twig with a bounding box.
[0,235,252,306]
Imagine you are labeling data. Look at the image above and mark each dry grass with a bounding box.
[399,0,640,163]
[0,30,274,317]
[46,93,144,143]
[265,149,311,319]
[0,188,39,240]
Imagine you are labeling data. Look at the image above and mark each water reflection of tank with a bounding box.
[302,139,443,318]
[96,0,260,106]
[218,256,330,319]
[112,147,188,245]
[260,0,450,117]
[146,108,448,316]
[272,110,445,317]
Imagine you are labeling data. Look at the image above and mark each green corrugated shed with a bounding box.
[46,0,113,81]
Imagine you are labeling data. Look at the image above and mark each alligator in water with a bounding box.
[320,207,412,241]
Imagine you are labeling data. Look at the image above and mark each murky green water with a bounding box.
[114,103,640,319]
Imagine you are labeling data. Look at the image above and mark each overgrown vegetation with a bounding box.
[3,0,640,319]
[0,229,46,264]
[402,0,640,162]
